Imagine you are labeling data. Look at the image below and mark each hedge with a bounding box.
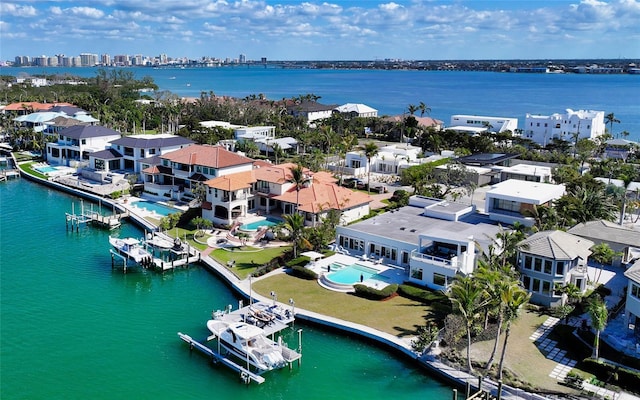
[353,283,398,300]
[398,284,447,304]
[291,265,318,280]
[581,358,640,394]
[285,256,310,268]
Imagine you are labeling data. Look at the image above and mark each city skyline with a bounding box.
[2,0,639,61]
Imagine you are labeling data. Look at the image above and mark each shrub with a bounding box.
[110,190,122,199]
[398,284,446,303]
[252,257,283,277]
[291,265,318,280]
[353,283,398,300]
[581,358,640,393]
[285,256,311,268]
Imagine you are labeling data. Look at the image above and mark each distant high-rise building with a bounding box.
[14,56,30,66]
[101,53,111,66]
[34,55,48,66]
[113,55,128,66]
[61,57,72,67]
[159,53,168,64]
[239,53,246,63]
[261,57,267,64]
[80,53,98,66]
[48,57,58,67]
[72,56,82,67]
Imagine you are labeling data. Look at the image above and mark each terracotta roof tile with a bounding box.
[273,182,371,213]
[161,144,253,169]
[204,170,256,191]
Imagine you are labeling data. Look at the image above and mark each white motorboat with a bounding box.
[206,320,287,372]
[109,236,153,264]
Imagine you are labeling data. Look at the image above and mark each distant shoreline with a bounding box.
[4,58,640,74]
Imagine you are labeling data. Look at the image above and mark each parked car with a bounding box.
[370,185,388,194]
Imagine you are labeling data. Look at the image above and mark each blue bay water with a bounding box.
[0,179,452,399]
[3,66,639,140]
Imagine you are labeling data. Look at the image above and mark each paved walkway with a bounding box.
[530,316,629,400]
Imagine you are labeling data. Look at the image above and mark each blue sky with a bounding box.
[1,0,639,61]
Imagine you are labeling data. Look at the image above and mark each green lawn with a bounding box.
[209,246,291,279]
[252,272,437,337]
[18,161,47,179]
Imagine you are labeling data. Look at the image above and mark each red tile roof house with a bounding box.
[141,144,254,203]
[202,160,373,227]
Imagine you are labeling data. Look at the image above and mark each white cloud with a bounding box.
[1,3,37,17]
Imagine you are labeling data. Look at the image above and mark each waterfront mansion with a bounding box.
[140,144,372,227]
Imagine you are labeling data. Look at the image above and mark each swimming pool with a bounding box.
[35,166,58,174]
[326,263,385,285]
[239,217,282,231]
[131,200,182,217]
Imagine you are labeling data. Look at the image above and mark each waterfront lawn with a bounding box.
[252,273,436,337]
[469,310,579,394]
[210,246,291,279]
[19,162,47,180]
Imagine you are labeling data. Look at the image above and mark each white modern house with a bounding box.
[105,134,194,173]
[46,125,121,168]
[484,179,565,226]
[493,163,553,183]
[336,196,501,290]
[334,103,378,118]
[343,144,425,176]
[517,230,594,307]
[623,260,640,338]
[523,109,606,146]
[449,115,518,134]
[234,126,276,141]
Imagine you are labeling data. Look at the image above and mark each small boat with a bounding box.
[207,320,287,372]
[168,76,176,80]
[109,236,153,264]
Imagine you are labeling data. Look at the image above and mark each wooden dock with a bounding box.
[177,332,266,384]
[0,169,20,182]
[65,200,129,231]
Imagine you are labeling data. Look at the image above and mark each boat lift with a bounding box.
[177,332,266,385]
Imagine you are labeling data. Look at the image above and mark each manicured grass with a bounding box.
[251,272,437,337]
[210,246,291,279]
[18,161,47,180]
[469,309,578,394]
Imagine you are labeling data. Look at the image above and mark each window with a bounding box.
[523,255,532,270]
[544,260,552,275]
[553,282,564,297]
[95,159,104,170]
[532,278,541,292]
[411,268,423,280]
[556,261,565,276]
[433,273,447,287]
[140,149,144,157]
[402,251,409,264]
[631,283,640,299]
[522,276,531,290]
[81,139,86,145]
[534,258,542,272]
[542,281,551,295]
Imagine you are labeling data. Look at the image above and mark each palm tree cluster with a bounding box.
[446,228,531,380]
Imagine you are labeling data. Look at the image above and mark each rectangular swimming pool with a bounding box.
[131,200,182,217]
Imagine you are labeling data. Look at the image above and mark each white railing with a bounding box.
[410,250,460,270]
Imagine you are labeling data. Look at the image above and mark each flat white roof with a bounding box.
[487,179,565,204]
[448,126,487,133]
[498,164,552,176]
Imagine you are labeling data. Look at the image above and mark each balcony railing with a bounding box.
[410,250,460,270]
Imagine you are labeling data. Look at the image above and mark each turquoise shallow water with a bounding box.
[0,179,453,399]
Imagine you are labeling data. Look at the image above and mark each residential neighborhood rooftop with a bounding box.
[518,230,594,260]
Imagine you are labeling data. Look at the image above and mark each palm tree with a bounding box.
[362,142,379,194]
[586,295,608,359]
[448,275,489,373]
[484,277,520,374]
[418,102,431,117]
[282,213,308,258]
[287,164,310,213]
[497,284,530,380]
[605,113,620,137]
[590,242,617,283]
